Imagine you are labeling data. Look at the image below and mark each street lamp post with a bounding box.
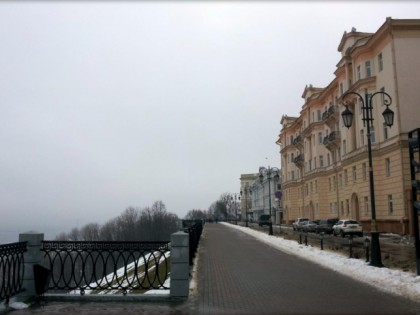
[240,187,252,227]
[341,90,394,267]
[231,193,240,225]
[259,166,280,236]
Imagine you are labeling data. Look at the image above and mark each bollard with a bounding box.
[347,235,353,258]
[320,232,324,250]
[299,231,302,244]
[364,237,370,262]
[304,232,308,246]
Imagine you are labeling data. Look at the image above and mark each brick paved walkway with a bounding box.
[6,223,420,315]
[194,223,420,314]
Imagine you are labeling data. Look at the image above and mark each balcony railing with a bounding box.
[292,135,302,146]
[293,154,305,167]
[323,131,341,151]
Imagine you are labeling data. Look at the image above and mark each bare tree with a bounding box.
[80,223,100,241]
[68,227,81,241]
[185,209,207,220]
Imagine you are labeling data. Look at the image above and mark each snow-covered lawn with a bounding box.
[223,222,420,303]
[71,250,170,295]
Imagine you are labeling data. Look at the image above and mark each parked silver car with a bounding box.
[332,219,363,237]
[301,220,318,233]
[292,218,309,231]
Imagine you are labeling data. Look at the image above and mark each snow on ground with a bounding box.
[71,251,171,295]
[223,222,420,303]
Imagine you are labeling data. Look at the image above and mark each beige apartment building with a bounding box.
[277,18,420,235]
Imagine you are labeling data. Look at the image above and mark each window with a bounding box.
[340,82,344,95]
[333,176,336,190]
[315,180,318,193]
[291,170,295,180]
[357,65,361,80]
[291,153,294,163]
[380,87,386,105]
[318,132,323,144]
[344,169,348,185]
[329,178,332,191]
[317,110,322,121]
[360,129,365,146]
[388,195,393,213]
[339,174,343,187]
[378,53,383,72]
[386,158,391,177]
[365,61,371,78]
[320,155,324,167]
[341,201,344,215]
[384,123,389,140]
[343,140,347,155]
[364,196,369,216]
[346,199,350,216]
[362,162,367,180]
[370,126,376,144]
[327,153,331,166]
[353,166,357,181]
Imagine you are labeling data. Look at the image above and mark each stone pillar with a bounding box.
[170,231,189,298]
[19,231,44,298]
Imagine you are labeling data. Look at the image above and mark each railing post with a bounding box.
[19,232,44,299]
[170,231,189,298]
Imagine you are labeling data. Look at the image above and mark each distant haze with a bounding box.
[1,1,419,237]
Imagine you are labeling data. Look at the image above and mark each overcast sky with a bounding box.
[1,1,419,236]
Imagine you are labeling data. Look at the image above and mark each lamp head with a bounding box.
[341,105,354,129]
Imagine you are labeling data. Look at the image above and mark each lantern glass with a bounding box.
[382,106,394,127]
[341,105,354,128]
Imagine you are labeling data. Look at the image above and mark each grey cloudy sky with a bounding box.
[1,1,419,236]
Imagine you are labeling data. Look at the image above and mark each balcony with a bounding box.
[323,131,341,151]
[293,154,304,168]
[292,135,303,148]
[322,105,339,129]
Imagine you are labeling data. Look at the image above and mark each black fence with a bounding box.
[296,231,371,261]
[0,242,27,302]
[182,220,203,265]
[40,241,170,295]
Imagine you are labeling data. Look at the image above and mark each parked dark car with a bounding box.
[316,218,339,234]
[258,214,271,227]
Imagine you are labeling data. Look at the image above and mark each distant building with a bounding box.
[239,173,258,222]
[240,170,282,224]
[276,18,420,235]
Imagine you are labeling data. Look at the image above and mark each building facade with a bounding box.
[240,170,281,224]
[277,18,420,235]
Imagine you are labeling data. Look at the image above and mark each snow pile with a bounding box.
[224,223,420,302]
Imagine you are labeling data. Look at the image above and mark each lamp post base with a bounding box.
[269,223,273,236]
[369,232,383,267]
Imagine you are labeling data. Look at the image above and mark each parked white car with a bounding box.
[332,219,363,237]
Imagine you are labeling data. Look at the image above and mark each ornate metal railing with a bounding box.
[182,220,203,265]
[0,242,27,302]
[40,241,170,295]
